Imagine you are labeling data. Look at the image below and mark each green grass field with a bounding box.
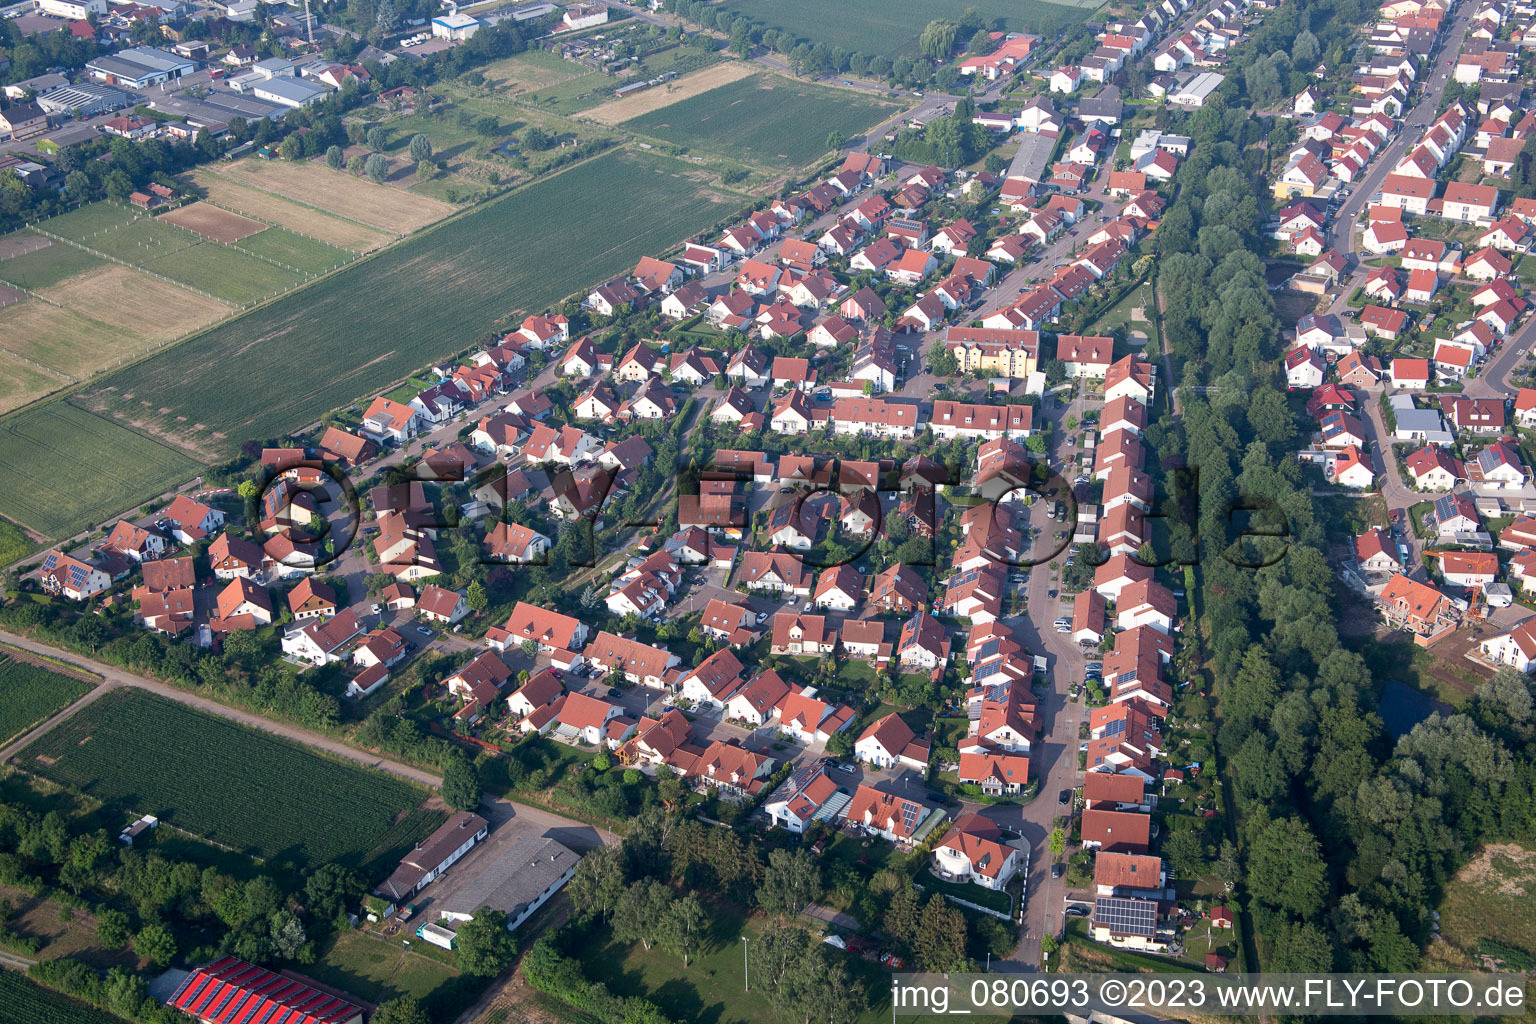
[309,929,463,1009]
[38,206,201,264]
[0,970,125,1024]
[231,227,353,276]
[623,74,898,167]
[143,241,308,305]
[583,903,891,1024]
[76,149,735,456]
[21,690,444,871]
[715,0,1099,56]
[0,235,107,290]
[0,403,200,540]
[0,656,92,746]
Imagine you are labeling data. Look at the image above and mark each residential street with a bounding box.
[1325,0,1478,257]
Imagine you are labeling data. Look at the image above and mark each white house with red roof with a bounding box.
[854,712,931,771]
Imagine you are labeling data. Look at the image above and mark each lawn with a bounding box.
[0,403,200,540]
[0,969,125,1024]
[309,928,465,1011]
[714,0,1099,56]
[0,655,92,746]
[622,74,899,168]
[918,873,1014,915]
[73,149,736,461]
[582,902,891,1024]
[20,689,443,872]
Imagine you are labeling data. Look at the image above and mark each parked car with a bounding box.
[1052,862,1065,878]
[607,687,623,698]
[416,626,433,636]
[1059,789,1072,804]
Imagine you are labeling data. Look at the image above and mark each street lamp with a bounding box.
[742,936,750,992]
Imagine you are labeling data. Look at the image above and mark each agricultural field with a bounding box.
[0,656,92,747]
[622,73,899,168]
[37,266,230,358]
[716,0,1101,56]
[0,349,66,416]
[0,264,227,385]
[0,403,200,540]
[585,59,756,125]
[481,46,597,94]
[20,689,443,870]
[217,157,455,234]
[0,970,124,1024]
[0,515,38,565]
[73,148,735,459]
[184,170,396,252]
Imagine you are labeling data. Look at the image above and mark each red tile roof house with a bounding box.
[485,601,590,653]
[776,689,855,745]
[843,785,940,844]
[764,763,842,833]
[1080,808,1152,854]
[416,583,469,625]
[933,814,1025,889]
[161,495,225,545]
[854,712,931,771]
[36,551,110,602]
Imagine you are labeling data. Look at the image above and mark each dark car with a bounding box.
[1052,863,1064,878]
[1059,789,1071,804]
[607,687,623,698]
[1065,903,1091,917]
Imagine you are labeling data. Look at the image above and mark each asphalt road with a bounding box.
[1325,3,1479,256]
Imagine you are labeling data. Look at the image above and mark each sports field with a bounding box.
[716,0,1100,56]
[75,149,734,457]
[186,170,397,252]
[0,403,199,540]
[0,655,92,747]
[622,73,899,168]
[21,689,444,870]
[217,158,455,234]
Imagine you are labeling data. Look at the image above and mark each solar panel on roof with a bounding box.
[1094,896,1157,937]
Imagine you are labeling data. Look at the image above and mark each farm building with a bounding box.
[428,835,580,943]
[373,810,489,906]
[168,956,364,1024]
